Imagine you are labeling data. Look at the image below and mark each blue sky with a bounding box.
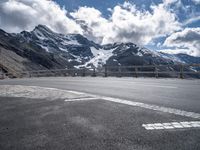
[0,0,200,56]
[57,0,160,13]
[56,0,200,55]
[56,0,200,22]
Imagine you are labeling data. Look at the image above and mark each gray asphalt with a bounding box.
[0,77,200,113]
[0,77,200,150]
[0,96,199,150]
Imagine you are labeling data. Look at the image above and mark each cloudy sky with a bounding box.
[0,0,200,56]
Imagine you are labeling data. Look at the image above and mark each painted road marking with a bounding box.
[142,121,200,130]
[3,85,200,120]
[134,84,177,89]
[25,86,200,119]
[66,90,86,95]
[63,79,178,89]
[37,87,85,95]
[65,97,99,102]
[99,97,200,119]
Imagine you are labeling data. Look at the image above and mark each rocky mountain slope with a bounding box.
[0,25,199,74]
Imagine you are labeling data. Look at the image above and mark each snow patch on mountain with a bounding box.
[33,29,48,40]
[59,47,68,52]
[161,54,184,63]
[15,25,199,69]
[39,44,49,52]
[139,48,160,57]
[62,35,81,46]
[70,54,82,63]
[138,47,184,63]
[77,47,116,68]
[61,40,80,46]
[159,53,184,63]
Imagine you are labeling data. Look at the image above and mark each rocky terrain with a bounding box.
[0,25,199,77]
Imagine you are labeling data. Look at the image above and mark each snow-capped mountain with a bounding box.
[0,25,199,73]
[18,25,100,66]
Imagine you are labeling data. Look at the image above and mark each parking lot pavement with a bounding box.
[0,96,200,150]
[1,77,200,113]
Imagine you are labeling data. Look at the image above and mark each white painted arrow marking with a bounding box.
[142,121,200,130]
[65,97,99,102]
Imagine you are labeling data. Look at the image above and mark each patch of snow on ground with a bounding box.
[33,30,48,40]
[62,36,81,46]
[59,47,68,52]
[139,48,160,57]
[119,45,130,52]
[137,51,143,56]
[68,59,73,62]
[190,66,197,72]
[39,44,49,52]
[61,40,80,46]
[79,47,116,68]
[139,47,184,63]
[159,53,184,63]
[70,54,82,63]
[0,85,86,100]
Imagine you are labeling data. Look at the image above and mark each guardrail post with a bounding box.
[0,68,3,79]
[36,72,39,77]
[71,69,75,77]
[92,67,96,77]
[135,67,138,78]
[29,72,31,78]
[2,73,5,79]
[104,65,108,77]
[73,69,77,76]
[118,66,122,77]
[155,66,158,78]
[82,68,85,77]
[63,70,66,77]
[180,64,184,79]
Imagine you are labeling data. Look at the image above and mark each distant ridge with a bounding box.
[0,25,199,75]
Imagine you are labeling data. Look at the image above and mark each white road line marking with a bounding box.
[5,85,199,132]
[65,97,99,102]
[66,90,86,95]
[135,84,177,89]
[21,86,86,95]
[142,121,200,130]
[9,85,200,120]
[34,86,200,119]
[39,87,85,95]
[99,97,200,119]
[59,79,178,89]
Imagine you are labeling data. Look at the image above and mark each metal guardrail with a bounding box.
[2,64,198,79]
[1,47,199,79]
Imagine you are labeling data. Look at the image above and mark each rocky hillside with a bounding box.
[0,25,199,74]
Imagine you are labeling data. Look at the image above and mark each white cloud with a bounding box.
[71,2,181,45]
[192,0,200,4]
[70,7,110,44]
[164,28,200,56]
[0,0,186,49]
[159,48,190,55]
[0,0,83,34]
[183,16,200,26]
[163,0,179,5]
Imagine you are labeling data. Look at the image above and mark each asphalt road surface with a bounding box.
[0,77,200,150]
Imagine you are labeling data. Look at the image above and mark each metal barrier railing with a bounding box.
[4,64,198,79]
[1,47,199,79]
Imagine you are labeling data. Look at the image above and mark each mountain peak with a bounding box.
[1,25,199,75]
[33,25,53,33]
